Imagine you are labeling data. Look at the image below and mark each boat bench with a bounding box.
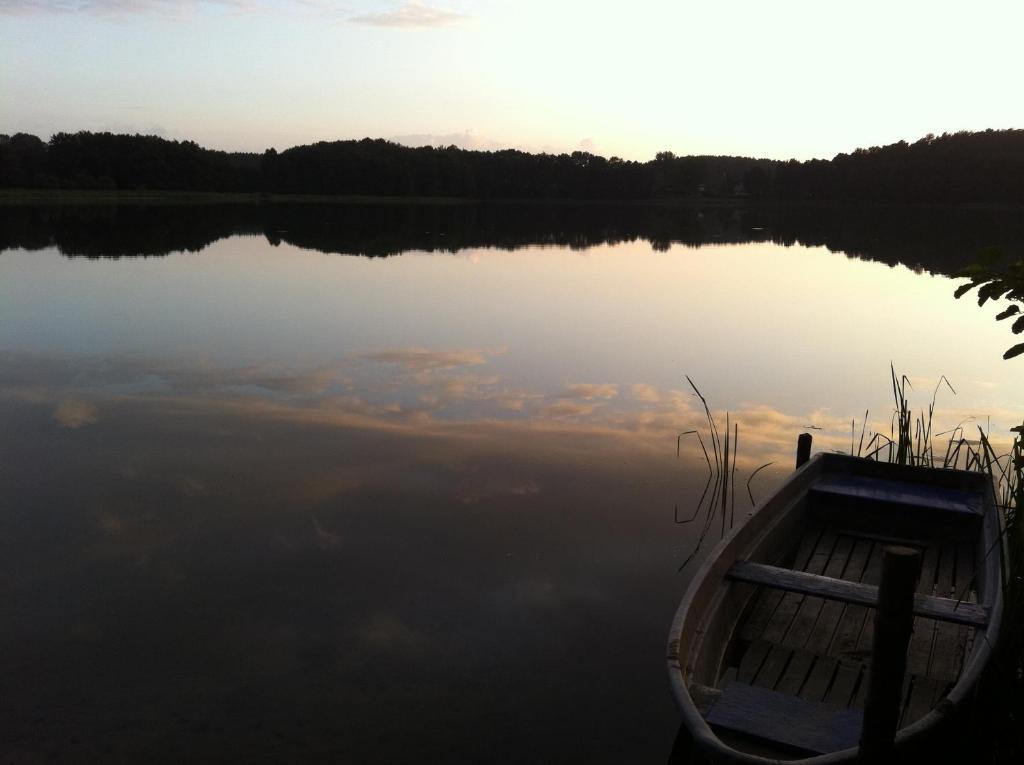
[705,680,863,755]
[726,560,989,628]
[808,475,982,535]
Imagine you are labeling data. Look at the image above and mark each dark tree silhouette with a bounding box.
[5,129,1024,204]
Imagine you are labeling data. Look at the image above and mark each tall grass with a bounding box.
[674,365,970,568]
[673,377,772,571]
[849,364,962,468]
[675,367,1020,556]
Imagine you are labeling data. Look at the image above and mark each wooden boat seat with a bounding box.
[705,680,863,755]
[727,560,988,628]
[809,475,982,534]
[812,475,981,516]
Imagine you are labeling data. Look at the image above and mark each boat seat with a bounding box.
[809,475,982,534]
[726,560,988,628]
[705,680,863,755]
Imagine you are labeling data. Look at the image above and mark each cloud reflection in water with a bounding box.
[1,333,1012,763]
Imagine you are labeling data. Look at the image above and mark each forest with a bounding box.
[3,129,1024,204]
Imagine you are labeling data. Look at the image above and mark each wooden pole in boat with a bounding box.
[796,433,812,468]
[858,545,920,762]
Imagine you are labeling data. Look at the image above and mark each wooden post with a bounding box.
[859,545,920,762]
[796,433,812,468]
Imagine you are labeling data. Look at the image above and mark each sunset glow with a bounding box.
[4,1,1024,159]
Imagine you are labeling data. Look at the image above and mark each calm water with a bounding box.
[1,202,1021,762]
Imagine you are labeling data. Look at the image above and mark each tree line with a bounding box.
[4,129,1024,203]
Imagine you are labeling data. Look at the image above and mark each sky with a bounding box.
[3,0,1024,160]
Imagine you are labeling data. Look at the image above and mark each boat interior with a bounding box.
[688,466,994,760]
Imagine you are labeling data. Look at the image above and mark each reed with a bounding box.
[675,368,1019,558]
[673,377,770,572]
[675,366,968,569]
[851,365,960,468]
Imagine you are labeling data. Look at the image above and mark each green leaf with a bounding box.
[977,280,1009,306]
[954,280,982,299]
[996,305,1021,321]
[1004,342,1024,360]
[1013,315,1024,334]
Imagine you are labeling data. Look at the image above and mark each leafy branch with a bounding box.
[954,248,1024,359]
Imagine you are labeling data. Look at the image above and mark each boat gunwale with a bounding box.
[667,452,1004,765]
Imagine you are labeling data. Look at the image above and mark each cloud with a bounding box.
[226,365,346,395]
[630,383,661,402]
[561,383,618,400]
[391,130,506,152]
[53,399,98,428]
[457,477,539,505]
[359,347,495,371]
[492,392,536,412]
[0,1,254,17]
[436,373,500,399]
[11,352,1014,483]
[541,400,597,419]
[349,1,464,27]
[0,0,472,31]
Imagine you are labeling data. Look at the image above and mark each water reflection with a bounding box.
[0,357,1006,760]
[1,202,1021,762]
[1,351,711,763]
[5,200,1024,271]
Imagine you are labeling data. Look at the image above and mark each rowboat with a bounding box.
[667,452,1004,763]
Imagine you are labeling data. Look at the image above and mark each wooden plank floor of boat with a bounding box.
[718,520,976,727]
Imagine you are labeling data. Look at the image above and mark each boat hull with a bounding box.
[667,453,1003,764]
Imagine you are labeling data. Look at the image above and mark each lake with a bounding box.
[1,200,1020,763]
